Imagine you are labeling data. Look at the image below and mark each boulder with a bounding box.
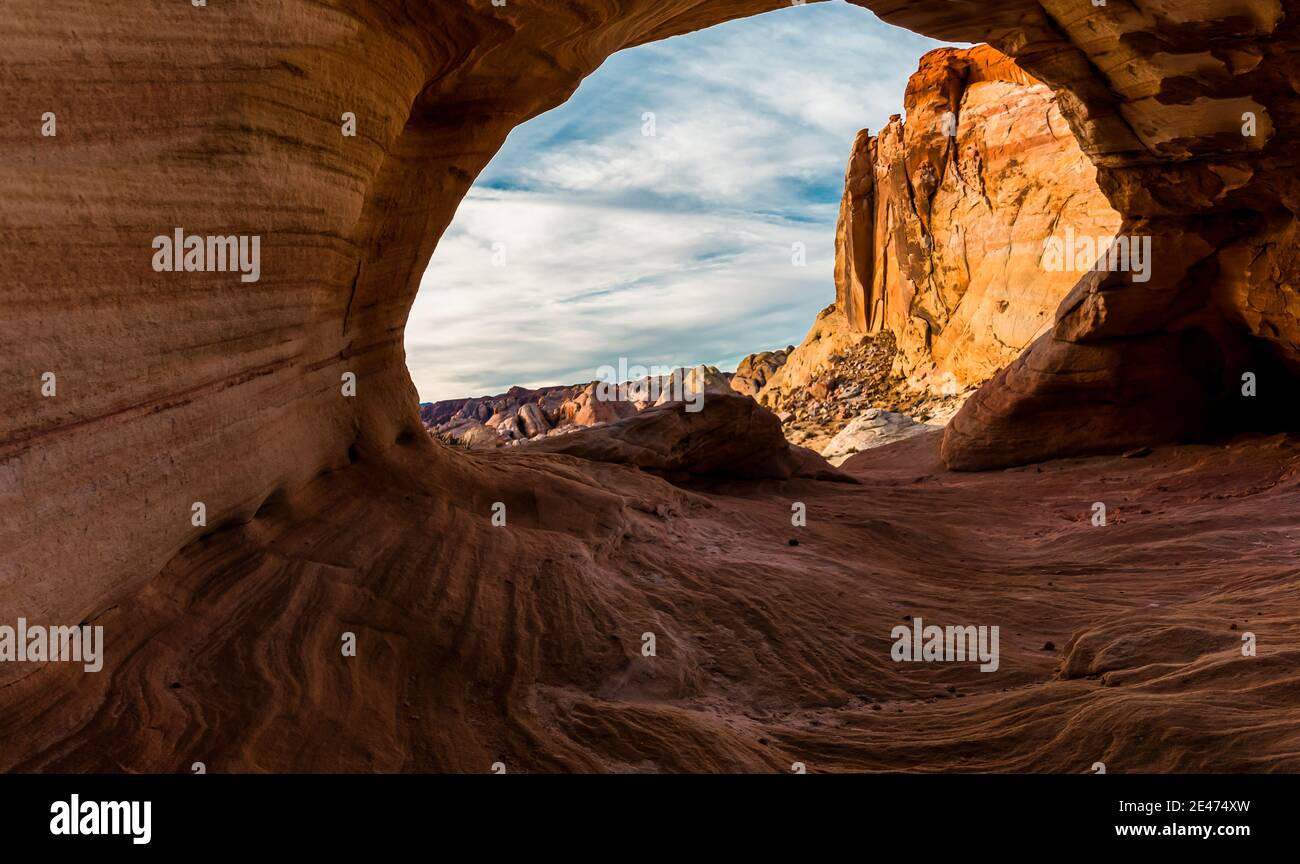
[525,394,853,483]
[565,382,639,426]
[652,365,734,408]
[821,408,937,466]
[730,348,791,397]
[442,419,505,450]
[516,402,553,438]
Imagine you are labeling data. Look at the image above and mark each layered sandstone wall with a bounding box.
[0,0,798,638]
[5,0,1298,631]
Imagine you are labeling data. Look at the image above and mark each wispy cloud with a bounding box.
[406,2,954,401]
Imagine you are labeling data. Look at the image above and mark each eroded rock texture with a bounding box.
[854,0,1300,468]
[833,45,1121,392]
[3,0,798,646]
[3,0,1300,772]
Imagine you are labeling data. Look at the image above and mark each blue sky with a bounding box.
[406,1,953,401]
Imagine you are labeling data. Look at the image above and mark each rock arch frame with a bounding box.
[3,0,1298,770]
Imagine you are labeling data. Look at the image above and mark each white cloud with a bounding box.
[405,2,955,401]
[406,189,834,397]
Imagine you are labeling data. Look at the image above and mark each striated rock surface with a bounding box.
[5,0,1300,773]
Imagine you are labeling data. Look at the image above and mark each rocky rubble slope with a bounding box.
[759,308,969,454]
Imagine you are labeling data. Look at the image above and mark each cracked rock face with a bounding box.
[834,45,1121,393]
[852,0,1300,468]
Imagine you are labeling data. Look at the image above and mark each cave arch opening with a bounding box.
[398,1,1124,457]
[403,3,950,433]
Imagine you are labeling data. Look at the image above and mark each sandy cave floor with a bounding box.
[3,431,1299,772]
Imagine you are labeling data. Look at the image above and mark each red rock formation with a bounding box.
[767,44,1124,460]
[730,347,793,397]
[5,0,1300,773]
[833,45,1121,392]
[425,383,592,446]
[851,0,1300,469]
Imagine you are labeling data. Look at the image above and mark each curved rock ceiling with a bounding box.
[3,0,1298,770]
